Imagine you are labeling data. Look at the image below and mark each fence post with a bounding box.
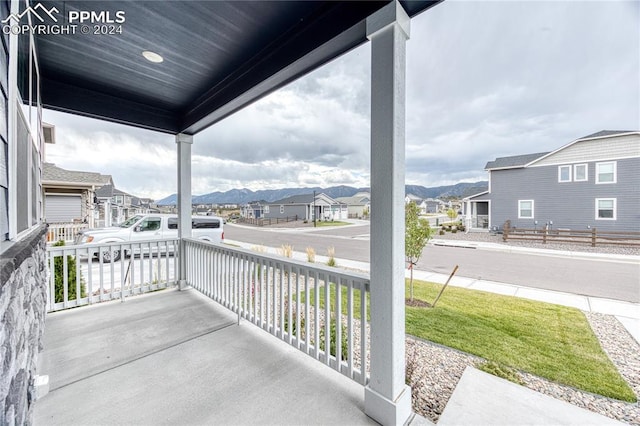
[591,228,596,247]
[502,222,509,242]
[543,225,547,244]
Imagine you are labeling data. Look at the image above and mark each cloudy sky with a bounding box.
[44,1,640,201]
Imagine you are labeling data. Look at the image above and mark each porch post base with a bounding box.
[364,384,412,426]
[177,280,188,291]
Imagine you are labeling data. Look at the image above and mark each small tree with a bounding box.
[447,208,458,221]
[53,240,86,303]
[405,202,432,301]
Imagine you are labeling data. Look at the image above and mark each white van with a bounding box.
[75,214,224,262]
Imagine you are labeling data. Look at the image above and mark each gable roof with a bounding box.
[42,163,108,187]
[485,152,549,170]
[95,183,133,199]
[271,194,315,205]
[335,195,370,205]
[577,130,637,140]
[270,193,342,205]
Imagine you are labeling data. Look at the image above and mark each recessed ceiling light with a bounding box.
[142,51,163,63]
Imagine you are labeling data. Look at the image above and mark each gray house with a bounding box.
[464,130,640,231]
[336,192,371,218]
[240,201,267,219]
[264,193,347,221]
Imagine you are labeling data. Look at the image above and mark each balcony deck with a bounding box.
[34,288,377,425]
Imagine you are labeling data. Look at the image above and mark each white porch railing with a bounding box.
[183,238,371,385]
[46,223,90,244]
[46,238,180,312]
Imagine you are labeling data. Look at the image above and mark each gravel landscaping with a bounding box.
[406,312,640,425]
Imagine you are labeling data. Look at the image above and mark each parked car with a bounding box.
[75,214,224,262]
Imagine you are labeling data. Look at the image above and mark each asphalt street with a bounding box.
[225,223,640,303]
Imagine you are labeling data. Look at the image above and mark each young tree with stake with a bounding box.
[405,202,432,301]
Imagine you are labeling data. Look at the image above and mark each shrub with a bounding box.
[439,229,445,235]
[52,241,86,303]
[306,247,316,263]
[278,244,293,258]
[326,246,337,267]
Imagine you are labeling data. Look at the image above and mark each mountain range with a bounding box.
[155,181,488,206]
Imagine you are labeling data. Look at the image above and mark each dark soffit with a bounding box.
[34,1,441,135]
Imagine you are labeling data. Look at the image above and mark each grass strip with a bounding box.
[300,279,636,402]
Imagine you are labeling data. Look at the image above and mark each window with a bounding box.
[574,164,588,182]
[518,200,534,219]
[596,162,616,184]
[558,165,571,182]
[139,217,161,231]
[280,205,284,214]
[264,205,269,213]
[595,198,616,220]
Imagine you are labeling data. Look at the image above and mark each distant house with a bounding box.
[335,192,370,219]
[463,130,640,231]
[264,193,347,221]
[240,201,267,219]
[96,183,154,226]
[42,163,109,227]
[418,198,443,214]
[404,194,422,204]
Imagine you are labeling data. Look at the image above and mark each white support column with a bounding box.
[365,2,412,425]
[176,133,193,290]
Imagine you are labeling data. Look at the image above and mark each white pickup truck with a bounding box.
[75,214,224,262]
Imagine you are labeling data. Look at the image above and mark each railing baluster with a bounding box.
[313,270,320,360]
[324,273,330,366]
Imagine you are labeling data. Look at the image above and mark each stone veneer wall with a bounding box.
[0,225,48,425]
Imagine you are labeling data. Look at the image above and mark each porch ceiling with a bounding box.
[34,0,440,135]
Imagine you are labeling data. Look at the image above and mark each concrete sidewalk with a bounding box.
[225,238,640,344]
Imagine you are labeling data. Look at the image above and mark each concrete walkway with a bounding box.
[438,367,623,426]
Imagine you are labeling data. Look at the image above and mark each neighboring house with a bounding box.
[95,183,152,226]
[335,192,371,218]
[264,193,347,221]
[463,130,640,231]
[404,194,422,204]
[42,163,108,228]
[240,201,267,219]
[418,198,443,214]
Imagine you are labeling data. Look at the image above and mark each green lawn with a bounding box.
[314,220,350,227]
[300,279,636,402]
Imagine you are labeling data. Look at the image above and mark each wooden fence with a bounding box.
[503,224,640,247]
[238,215,299,227]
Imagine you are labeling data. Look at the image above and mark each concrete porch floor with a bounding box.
[34,288,378,425]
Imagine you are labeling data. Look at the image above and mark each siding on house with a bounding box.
[266,204,306,220]
[489,156,640,231]
[531,134,640,167]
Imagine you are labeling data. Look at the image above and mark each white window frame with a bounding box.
[518,200,534,219]
[574,164,588,182]
[558,165,572,183]
[596,161,616,184]
[264,205,269,214]
[595,198,616,220]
